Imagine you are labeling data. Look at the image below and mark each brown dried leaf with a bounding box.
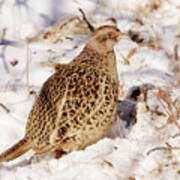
[10,59,18,66]
[128,177,136,180]
[127,48,136,59]
[157,88,180,129]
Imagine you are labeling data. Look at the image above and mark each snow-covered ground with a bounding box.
[0,0,180,179]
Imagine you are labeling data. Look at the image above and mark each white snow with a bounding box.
[0,0,180,179]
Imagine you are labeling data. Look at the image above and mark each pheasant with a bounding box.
[0,23,128,162]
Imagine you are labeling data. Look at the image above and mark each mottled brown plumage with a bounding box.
[0,25,127,162]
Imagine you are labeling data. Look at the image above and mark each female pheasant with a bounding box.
[0,25,127,162]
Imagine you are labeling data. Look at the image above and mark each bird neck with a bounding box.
[72,44,118,77]
[86,40,114,55]
[82,45,118,81]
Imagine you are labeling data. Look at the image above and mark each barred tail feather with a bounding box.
[0,138,32,162]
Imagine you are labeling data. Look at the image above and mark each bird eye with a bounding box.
[108,32,112,37]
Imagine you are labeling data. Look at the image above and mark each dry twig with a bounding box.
[79,8,95,32]
[26,42,30,97]
[174,20,180,85]
[0,103,10,113]
[147,142,180,155]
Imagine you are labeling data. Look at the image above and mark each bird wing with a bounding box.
[25,68,67,140]
[49,65,105,146]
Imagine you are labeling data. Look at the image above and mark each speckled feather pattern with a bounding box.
[0,25,123,162]
[26,53,118,153]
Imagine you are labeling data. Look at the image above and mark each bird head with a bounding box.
[87,25,129,53]
[78,9,128,53]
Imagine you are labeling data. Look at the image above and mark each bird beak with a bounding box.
[117,33,130,40]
